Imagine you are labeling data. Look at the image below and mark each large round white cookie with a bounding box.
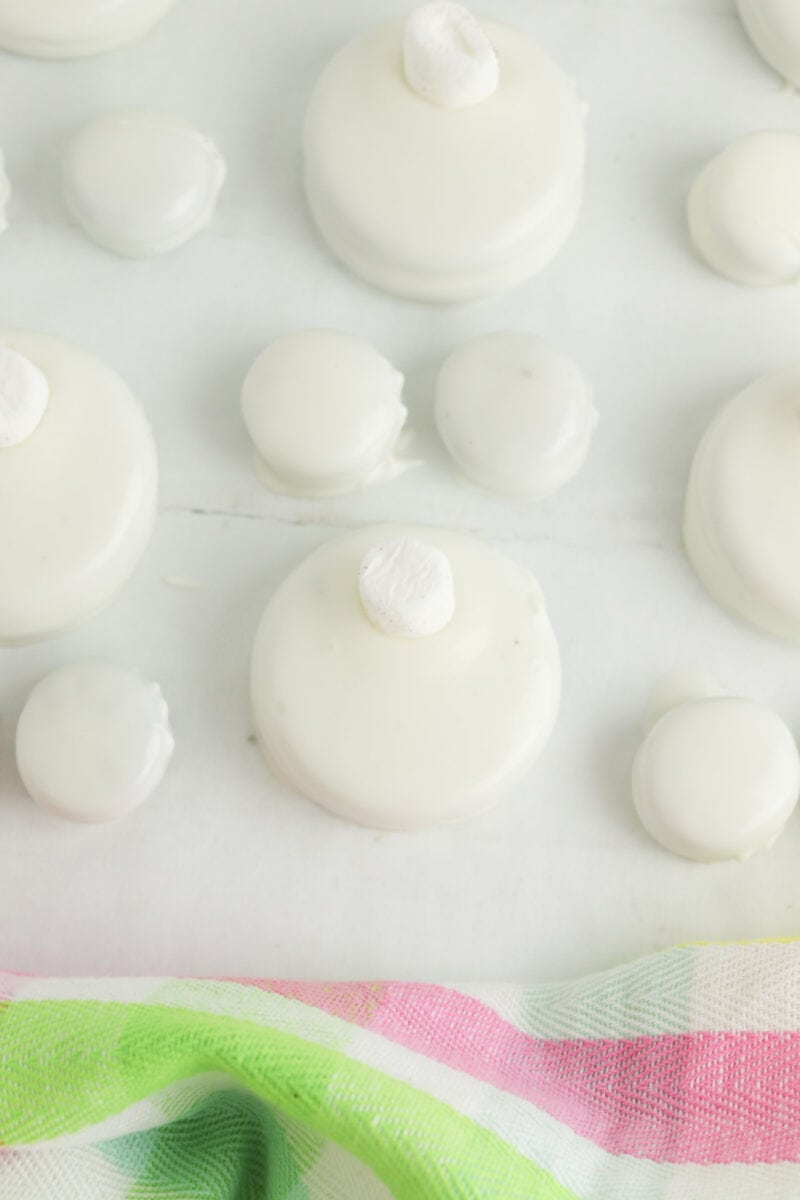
[0,332,158,644]
[251,525,561,829]
[304,17,585,302]
[685,364,800,643]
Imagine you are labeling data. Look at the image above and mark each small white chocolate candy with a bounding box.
[688,132,800,287]
[738,0,800,88]
[0,0,180,59]
[242,330,409,497]
[304,13,586,302]
[0,148,9,235]
[0,331,158,645]
[359,538,455,637]
[435,332,596,498]
[63,109,226,258]
[404,2,498,109]
[251,524,561,829]
[16,661,174,823]
[0,347,49,448]
[684,363,800,643]
[633,679,800,862]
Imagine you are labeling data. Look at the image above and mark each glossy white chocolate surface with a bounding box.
[738,0,800,88]
[633,691,800,863]
[0,331,158,644]
[435,332,596,497]
[251,525,560,829]
[63,109,226,258]
[304,16,585,302]
[16,660,174,823]
[0,0,180,58]
[685,364,800,644]
[688,131,800,287]
[241,330,409,497]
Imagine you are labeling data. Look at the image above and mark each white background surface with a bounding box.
[2,0,800,984]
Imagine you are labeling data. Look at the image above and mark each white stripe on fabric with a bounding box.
[37,1073,237,1149]
[0,1148,130,1200]
[299,1141,396,1200]
[16,976,168,1004]
[688,943,800,1033]
[662,1161,800,1200]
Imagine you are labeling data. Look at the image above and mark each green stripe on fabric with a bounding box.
[0,999,579,1200]
[100,1089,308,1200]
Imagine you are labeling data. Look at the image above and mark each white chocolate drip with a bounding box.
[0,346,49,449]
[359,537,455,637]
[403,2,498,109]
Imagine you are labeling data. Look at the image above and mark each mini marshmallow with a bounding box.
[404,2,499,109]
[0,149,9,235]
[359,537,455,637]
[0,346,49,449]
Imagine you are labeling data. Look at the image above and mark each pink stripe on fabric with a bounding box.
[239,979,800,1164]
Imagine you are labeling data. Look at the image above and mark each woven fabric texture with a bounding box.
[2,942,800,1198]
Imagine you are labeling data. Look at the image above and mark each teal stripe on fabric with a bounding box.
[513,945,695,1040]
[100,1090,308,1200]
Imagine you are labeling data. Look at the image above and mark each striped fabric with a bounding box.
[2,943,800,1198]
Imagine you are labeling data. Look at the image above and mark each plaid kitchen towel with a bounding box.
[2,941,800,1198]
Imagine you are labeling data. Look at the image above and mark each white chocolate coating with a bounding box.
[0,331,158,644]
[684,363,800,644]
[63,109,226,258]
[688,132,800,287]
[403,3,498,109]
[435,332,596,498]
[242,330,409,497]
[304,17,585,302]
[0,148,9,235]
[16,661,174,823]
[738,0,800,88]
[251,525,561,829]
[633,692,800,863]
[0,347,49,448]
[0,0,179,58]
[359,538,455,637]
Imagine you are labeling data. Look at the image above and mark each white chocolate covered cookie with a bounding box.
[251,525,561,829]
